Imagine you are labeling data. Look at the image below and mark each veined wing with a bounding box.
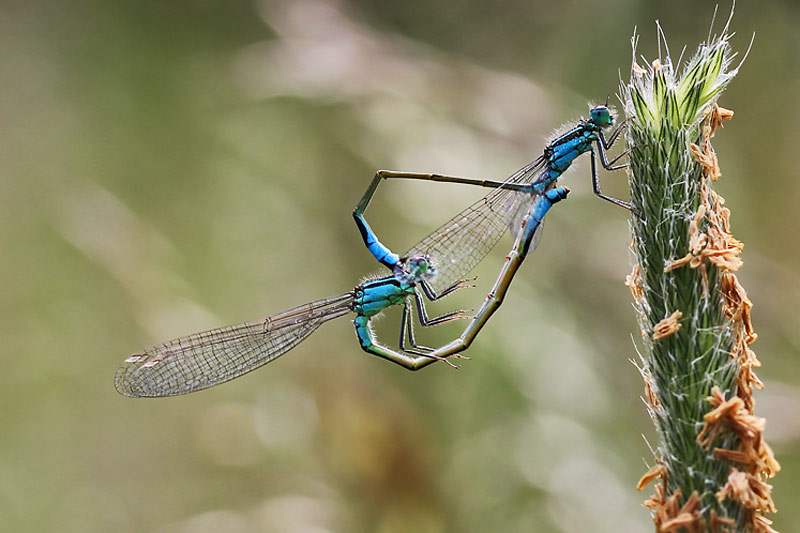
[115,292,354,397]
[405,155,547,293]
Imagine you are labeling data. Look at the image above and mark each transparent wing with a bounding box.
[115,293,354,397]
[405,156,547,293]
[527,215,546,254]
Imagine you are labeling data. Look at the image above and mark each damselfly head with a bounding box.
[407,254,434,276]
[589,105,614,128]
[398,254,436,283]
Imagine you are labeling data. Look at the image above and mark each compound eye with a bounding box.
[408,254,428,266]
[590,105,612,126]
[407,254,435,277]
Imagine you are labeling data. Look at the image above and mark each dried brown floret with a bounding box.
[660,513,699,532]
[720,273,755,338]
[690,141,722,181]
[709,510,736,533]
[702,188,744,271]
[759,441,781,479]
[643,480,666,511]
[713,447,751,464]
[735,337,765,412]
[717,469,777,514]
[718,268,766,412]
[643,371,661,411]
[625,263,644,302]
[698,387,781,484]
[708,105,735,135]
[689,105,734,182]
[654,490,705,533]
[652,310,683,341]
[697,387,757,445]
[637,463,667,491]
[751,513,779,533]
[664,207,708,272]
[656,488,683,529]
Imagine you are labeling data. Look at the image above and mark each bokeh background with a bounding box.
[2,0,798,531]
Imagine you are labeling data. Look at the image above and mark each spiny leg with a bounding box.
[419,276,476,303]
[354,313,457,369]
[595,137,649,213]
[414,281,475,360]
[596,140,634,171]
[401,297,469,362]
[398,301,444,359]
[600,117,631,149]
[413,290,472,326]
[399,301,430,352]
[590,147,631,210]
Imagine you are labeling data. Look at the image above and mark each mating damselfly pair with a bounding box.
[115,104,630,397]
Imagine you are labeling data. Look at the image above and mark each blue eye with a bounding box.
[590,106,613,127]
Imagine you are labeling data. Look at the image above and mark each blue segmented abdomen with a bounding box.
[353,279,411,318]
[353,213,400,269]
[353,315,372,348]
[519,186,569,256]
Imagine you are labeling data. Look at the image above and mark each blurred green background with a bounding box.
[2,0,798,531]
